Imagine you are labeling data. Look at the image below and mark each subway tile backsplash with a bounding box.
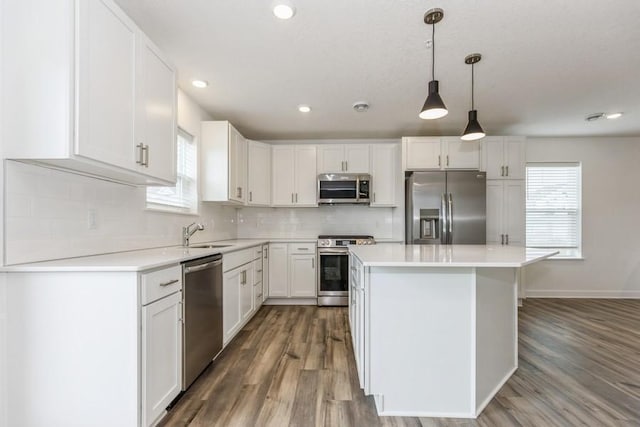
[4,161,237,265]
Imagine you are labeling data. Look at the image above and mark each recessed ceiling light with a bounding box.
[273,4,295,19]
[191,80,208,88]
[606,112,623,119]
[298,105,311,113]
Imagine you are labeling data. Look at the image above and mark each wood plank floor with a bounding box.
[159,299,640,427]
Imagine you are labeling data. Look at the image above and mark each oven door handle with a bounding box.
[318,248,349,255]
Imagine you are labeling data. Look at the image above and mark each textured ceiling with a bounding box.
[116,0,640,140]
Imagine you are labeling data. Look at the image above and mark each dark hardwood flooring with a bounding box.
[159,299,640,426]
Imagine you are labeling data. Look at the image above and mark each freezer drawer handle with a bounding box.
[159,279,179,287]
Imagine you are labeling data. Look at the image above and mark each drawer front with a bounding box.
[224,247,256,272]
[254,282,263,306]
[253,246,263,260]
[288,242,316,254]
[141,265,182,305]
[253,258,263,285]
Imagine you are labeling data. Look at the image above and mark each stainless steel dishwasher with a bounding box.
[182,254,223,390]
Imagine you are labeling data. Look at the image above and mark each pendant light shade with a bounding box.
[461,53,485,140]
[419,81,448,119]
[419,9,448,120]
[461,110,485,141]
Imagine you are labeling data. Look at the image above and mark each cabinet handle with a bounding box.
[159,279,179,287]
[291,193,294,203]
[438,155,441,167]
[178,301,183,323]
[297,247,309,251]
[446,155,449,167]
[295,193,298,203]
[373,193,376,203]
[341,161,345,171]
[312,258,315,269]
[345,161,348,171]
[257,269,263,273]
[506,234,509,245]
[249,191,252,202]
[264,248,268,259]
[506,166,509,176]
[136,143,144,165]
[143,144,149,167]
[501,234,504,245]
[500,166,504,176]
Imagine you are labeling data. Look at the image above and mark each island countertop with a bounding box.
[349,243,558,267]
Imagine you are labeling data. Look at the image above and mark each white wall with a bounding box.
[524,137,640,298]
[3,90,238,265]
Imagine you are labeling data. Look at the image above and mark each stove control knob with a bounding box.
[320,239,330,246]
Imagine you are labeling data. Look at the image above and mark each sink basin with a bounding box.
[189,244,232,249]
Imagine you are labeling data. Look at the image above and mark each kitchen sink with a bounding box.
[189,244,232,249]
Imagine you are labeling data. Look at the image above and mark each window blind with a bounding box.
[526,163,580,248]
[146,129,198,213]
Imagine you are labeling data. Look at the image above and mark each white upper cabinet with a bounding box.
[201,121,247,204]
[403,137,480,171]
[483,137,526,179]
[272,145,317,207]
[370,143,398,207]
[247,140,272,206]
[317,144,370,173]
[2,0,177,185]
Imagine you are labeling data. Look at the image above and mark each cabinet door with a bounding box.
[268,243,289,297]
[223,268,242,343]
[289,254,317,297]
[504,180,525,245]
[443,138,480,169]
[486,181,504,244]
[483,138,505,179]
[247,141,271,206]
[504,138,526,180]
[135,35,176,182]
[236,134,248,203]
[370,144,397,206]
[240,266,254,321]
[405,137,442,170]
[344,144,370,173]
[272,146,296,206]
[142,292,182,427]
[317,145,345,173]
[262,245,270,302]
[77,0,137,171]
[294,146,318,206]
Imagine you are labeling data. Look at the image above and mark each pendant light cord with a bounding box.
[431,22,435,80]
[471,63,475,110]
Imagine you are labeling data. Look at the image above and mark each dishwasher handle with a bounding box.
[184,258,222,274]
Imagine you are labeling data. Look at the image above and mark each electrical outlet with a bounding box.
[87,209,97,230]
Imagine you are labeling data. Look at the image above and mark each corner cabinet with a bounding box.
[403,137,480,170]
[370,143,399,206]
[272,145,318,206]
[2,0,177,186]
[201,121,248,204]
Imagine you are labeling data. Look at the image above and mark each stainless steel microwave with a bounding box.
[317,173,371,204]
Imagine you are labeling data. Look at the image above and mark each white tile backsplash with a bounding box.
[3,161,237,265]
[237,205,403,240]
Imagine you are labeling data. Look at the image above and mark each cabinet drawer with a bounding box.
[253,259,263,285]
[253,246,263,260]
[224,247,255,272]
[140,265,182,305]
[288,242,316,254]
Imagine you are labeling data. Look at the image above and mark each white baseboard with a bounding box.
[525,290,640,298]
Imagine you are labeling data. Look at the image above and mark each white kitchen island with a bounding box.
[348,244,557,419]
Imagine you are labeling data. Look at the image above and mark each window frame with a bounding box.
[146,128,199,215]
[525,162,582,259]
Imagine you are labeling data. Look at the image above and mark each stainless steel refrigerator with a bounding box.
[405,171,486,244]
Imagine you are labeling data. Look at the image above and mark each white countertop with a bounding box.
[0,239,277,272]
[349,243,558,267]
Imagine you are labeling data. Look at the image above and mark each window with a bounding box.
[146,129,198,214]
[526,163,581,258]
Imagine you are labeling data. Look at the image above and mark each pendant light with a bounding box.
[461,53,486,141]
[419,8,448,120]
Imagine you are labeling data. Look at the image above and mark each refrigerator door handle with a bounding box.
[448,193,453,244]
[441,193,447,244]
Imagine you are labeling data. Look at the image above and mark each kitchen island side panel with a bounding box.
[6,272,139,427]
[367,266,475,417]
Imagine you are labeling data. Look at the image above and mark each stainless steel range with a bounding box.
[317,235,375,306]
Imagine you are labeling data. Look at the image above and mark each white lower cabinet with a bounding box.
[223,263,253,344]
[349,254,366,389]
[262,244,270,302]
[487,180,525,246]
[240,267,254,321]
[267,242,317,299]
[142,291,182,427]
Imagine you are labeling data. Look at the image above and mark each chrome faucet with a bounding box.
[182,222,205,247]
